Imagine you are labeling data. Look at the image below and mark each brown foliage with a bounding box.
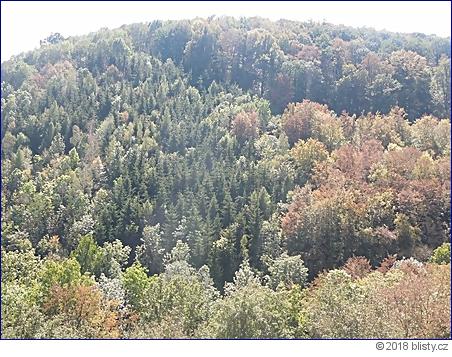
[376,264,451,338]
[377,254,397,274]
[296,45,321,62]
[281,100,330,145]
[268,74,294,112]
[304,262,451,338]
[231,111,259,142]
[343,256,372,279]
[43,284,121,338]
[332,140,384,182]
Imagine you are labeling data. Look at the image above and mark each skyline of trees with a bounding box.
[1,17,450,339]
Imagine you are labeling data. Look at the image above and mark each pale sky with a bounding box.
[1,1,451,62]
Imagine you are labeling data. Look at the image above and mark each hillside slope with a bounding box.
[1,17,451,339]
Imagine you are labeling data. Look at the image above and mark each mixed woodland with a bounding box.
[1,17,451,338]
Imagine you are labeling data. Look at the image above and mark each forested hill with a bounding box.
[2,17,451,118]
[1,17,451,339]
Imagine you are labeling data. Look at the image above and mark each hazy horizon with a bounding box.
[2,1,451,62]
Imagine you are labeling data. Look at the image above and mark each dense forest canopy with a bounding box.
[1,17,451,339]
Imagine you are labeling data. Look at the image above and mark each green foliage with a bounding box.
[136,224,165,275]
[142,267,218,337]
[123,244,218,337]
[290,138,329,184]
[430,56,451,118]
[1,16,450,339]
[266,253,309,289]
[200,261,305,338]
[71,234,103,275]
[304,263,451,338]
[1,282,45,338]
[38,258,86,296]
[122,262,152,311]
[430,243,451,264]
[1,249,41,284]
[71,234,130,277]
